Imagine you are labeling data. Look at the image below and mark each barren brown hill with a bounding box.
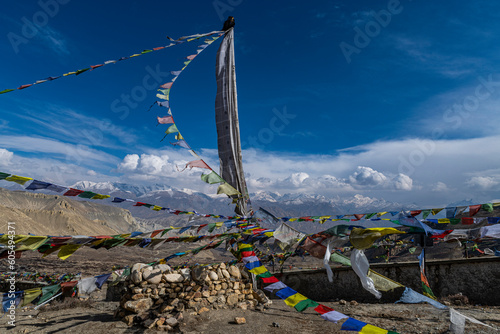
[0,187,139,235]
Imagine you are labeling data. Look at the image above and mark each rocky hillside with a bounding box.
[0,187,140,236]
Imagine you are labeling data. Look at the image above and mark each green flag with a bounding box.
[201,171,224,184]
[165,124,178,135]
[37,285,61,305]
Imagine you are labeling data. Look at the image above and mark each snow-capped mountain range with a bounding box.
[71,180,416,219]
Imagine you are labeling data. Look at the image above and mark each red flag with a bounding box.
[63,188,84,196]
[469,204,481,216]
[160,82,173,89]
[353,214,365,220]
[186,160,211,170]
[260,276,279,284]
[314,304,334,315]
[150,230,163,238]
[157,116,174,124]
[461,217,474,225]
[410,210,422,217]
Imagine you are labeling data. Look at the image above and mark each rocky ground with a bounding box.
[2,294,500,333]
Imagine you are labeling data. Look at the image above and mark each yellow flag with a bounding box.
[360,324,390,334]
[248,266,267,275]
[91,194,110,200]
[368,270,404,292]
[42,245,62,257]
[5,175,32,185]
[0,234,29,244]
[15,236,48,251]
[431,208,443,215]
[349,227,405,250]
[216,183,240,196]
[21,288,42,307]
[284,293,308,307]
[57,244,81,260]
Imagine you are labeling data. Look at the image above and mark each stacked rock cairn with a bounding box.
[116,262,271,331]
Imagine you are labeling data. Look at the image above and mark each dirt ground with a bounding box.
[2,295,500,334]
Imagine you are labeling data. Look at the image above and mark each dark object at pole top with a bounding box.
[222,16,235,31]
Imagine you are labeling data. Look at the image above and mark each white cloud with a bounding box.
[0,135,119,165]
[118,154,140,171]
[0,148,14,166]
[4,133,500,208]
[432,181,449,192]
[349,166,387,187]
[466,176,499,190]
[393,173,413,191]
[284,172,310,186]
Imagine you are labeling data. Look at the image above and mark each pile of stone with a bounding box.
[115,262,271,331]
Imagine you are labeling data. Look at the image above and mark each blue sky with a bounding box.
[1,0,500,208]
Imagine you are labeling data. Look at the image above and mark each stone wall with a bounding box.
[116,262,270,331]
[274,257,500,305]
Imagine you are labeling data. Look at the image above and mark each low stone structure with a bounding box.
[115,262,271,331]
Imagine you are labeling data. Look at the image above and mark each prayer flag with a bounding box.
[63,188,84,196]
[186,160,211,170]
[2,291,22,312]
[396,287,447,309]
[21,288,42,307]
[157,116,174,124]
[47,184,66,192]
[171,139,191,149]
[5,175,33,185]
[349,227,405,250]
[320,310,348,323]
[95,274,111,289]
[217,183,240,196]
[26,180,51,190]
[92,194,110,200]
[469,204,481,216]
[165,124,179,135]
[78,191,97,199]
[418,249,436,300]
[248,265,267,275]
[201,171,224,184]
[38,285,61,305]
[341,317,395,333]
[294,298,319,312]
[57,244,81,260]
[263,281,287,292]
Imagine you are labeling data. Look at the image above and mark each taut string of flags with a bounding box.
[151,28,242,199]
[0,172,250,220]
[0,30,223,95]
[2,172,500,224]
